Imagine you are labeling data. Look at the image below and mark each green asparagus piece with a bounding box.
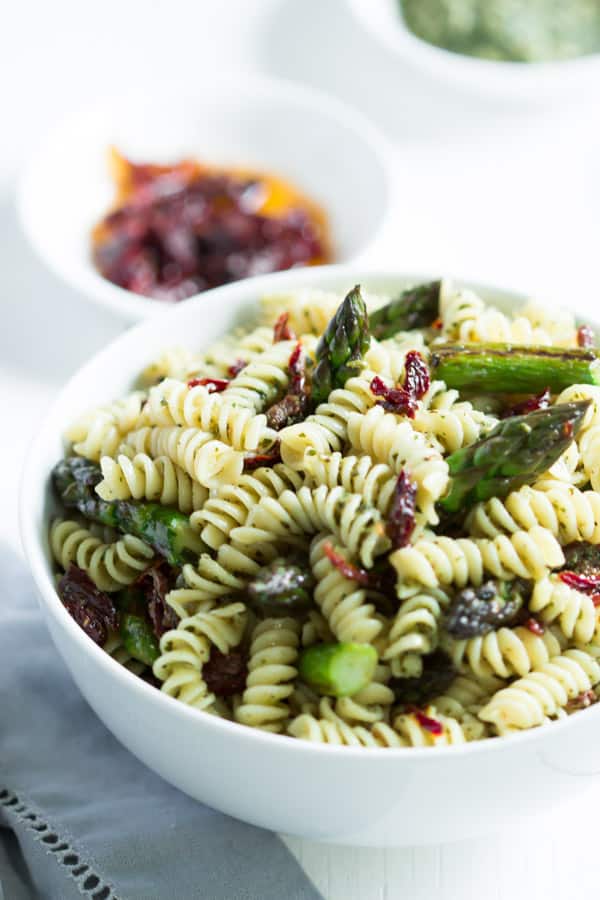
[120,613,160,666]
[312,285,370,406]
[298,642,377,697]
[438,400,590,514]
[52,457,202,566]
[246,558,314,613]
[369,280,441,340]
[430,343,600,393]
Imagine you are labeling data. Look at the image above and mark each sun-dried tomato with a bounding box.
[322,540,371,586]
[227,359,247,377]
[57,564,118,646]
[93,164,328,302]
[370,376,417,417]
[567,689,597,711]
[523,617,545,636]
[203,649,248,697]
[386,470,417,549]
[273,312,297,343]
[266,394,308,430]
[577,324,595,349]
[187,377,229,392]
[503,388,551,418]
[559,570,600,592]
[265,343,309,429]
[403,350,430,401]
[410,707,443,736]
[135,560,178,638]
[243,445,282,470]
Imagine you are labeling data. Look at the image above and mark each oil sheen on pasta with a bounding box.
[399,0,600,62]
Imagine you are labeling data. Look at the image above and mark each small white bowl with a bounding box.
[17,75,393,321]
[347,0,600,102]
[20,265,600,847]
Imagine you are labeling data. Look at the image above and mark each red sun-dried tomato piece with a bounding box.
[187,377,229,392]
[409,707,443,736]
[322,540,371,586]
[273,312,297,343]
[370,376,417,417]
[577,324,595,348]
[403,350,430,401]
[523,617,545,636]
[559,570,600,592]
[386,470,417,549]
[243,445,283,470]
[203,649,248,697]
[135,560,178,639]
[228,359,247,377]
[503,388,551,418]
[57,564,118,646]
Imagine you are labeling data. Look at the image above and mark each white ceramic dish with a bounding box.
[17,75,393,322]
[347,0,600,102]
[20,265,600,847]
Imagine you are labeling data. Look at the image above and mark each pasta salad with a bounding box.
[48,280,600,748]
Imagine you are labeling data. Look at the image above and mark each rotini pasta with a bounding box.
[479,648,600,733]
[443,624,563,679]
[50,518,155,592]
[392,527,564,596]
[383,589,450,677]
[234,617,301,732]
[122,426,243,489]
[97,453,208,512]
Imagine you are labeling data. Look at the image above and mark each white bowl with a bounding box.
[17,75,393,322]
[20,265,600,847]
[347,0,600,102]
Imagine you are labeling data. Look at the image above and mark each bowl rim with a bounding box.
[19,263,600,760]
[346,0,600,94]
[16,71,395,322]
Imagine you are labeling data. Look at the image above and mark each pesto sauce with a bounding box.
[400,0,600,62]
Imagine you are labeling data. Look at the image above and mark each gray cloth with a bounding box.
[0,545,322,900]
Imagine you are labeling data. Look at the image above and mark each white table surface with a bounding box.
[3,1,600,897]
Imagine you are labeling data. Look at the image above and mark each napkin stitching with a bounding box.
[0,787,120,900]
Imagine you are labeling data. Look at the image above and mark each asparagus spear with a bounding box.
[120,612,160,666]
[438,400,590,514]
[430,343,600,393]
[369,280,441,340]
[298,642,377,697]
[52,457,202,566]
[312,285,370,406]
[246,558,314,613]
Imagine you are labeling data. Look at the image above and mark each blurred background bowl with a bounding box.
[17,73,393,321]
[347,0,600,102]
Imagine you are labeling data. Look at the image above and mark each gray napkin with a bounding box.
[0,545,323,900]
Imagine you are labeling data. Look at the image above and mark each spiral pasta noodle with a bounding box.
[479,648,600,733]
[182,540,281,604]
[443,624,563,680]
[346,406,449,525]
[528,576,599,645]
[122,426,243,489]
[279,370,379,468]
[234,617,301,732]
[222,339,297,411]
[465,484,600,544]
[392,527,564,596]
[68,391,147,461]
[383,589,450,677]
[154,602,247,712]
[97,453,208,513]
[140,378,277,451]
[50,518,155,592]
[412,397,497,453]
[191,464,305,550]
[302,451,397,515]
[334,664,395,724]
[235,486,390,568]
[309,534,383,644]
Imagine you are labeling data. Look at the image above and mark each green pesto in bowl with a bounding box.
[399,0,600,62]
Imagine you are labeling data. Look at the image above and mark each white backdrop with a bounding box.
[2,2,600,897]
